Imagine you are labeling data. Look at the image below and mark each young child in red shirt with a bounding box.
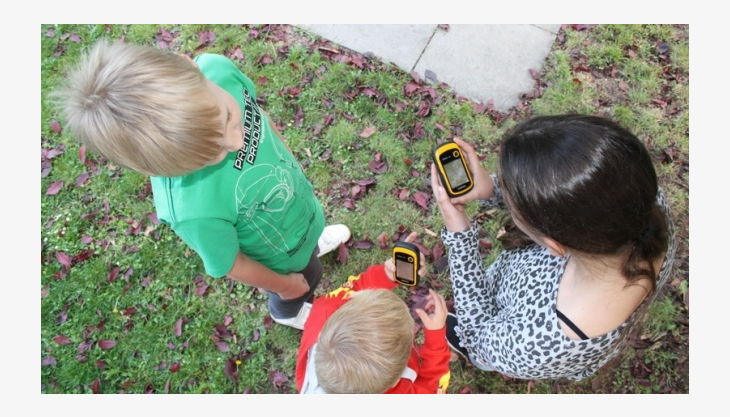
[296,233,451,394]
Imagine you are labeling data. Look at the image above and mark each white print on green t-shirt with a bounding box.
[235,88,263,170]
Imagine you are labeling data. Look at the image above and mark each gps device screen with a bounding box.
[396,259,415,284]
[443,158,469,188]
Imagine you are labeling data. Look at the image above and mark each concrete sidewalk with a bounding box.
[296,24,560,112]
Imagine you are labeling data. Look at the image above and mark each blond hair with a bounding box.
[53,39,224,176]
[315,289,414,393]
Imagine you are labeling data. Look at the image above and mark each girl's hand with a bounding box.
[384,231,428,281]
[448,137,494,206]
[431,164,471,233]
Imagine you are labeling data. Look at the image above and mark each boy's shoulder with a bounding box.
[195,53,257,98]
[194,53,236,70]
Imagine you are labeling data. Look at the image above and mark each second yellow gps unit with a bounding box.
[433,141,474,198]
[392,242,420,286]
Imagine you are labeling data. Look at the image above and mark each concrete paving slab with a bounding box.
[297,24,437,70]
[414,24,558,111]
[534,24,562,35]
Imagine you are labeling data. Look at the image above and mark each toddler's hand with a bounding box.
[384,231,428,281]
[415,289,448,331]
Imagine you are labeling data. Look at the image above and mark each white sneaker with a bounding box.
[317,224,351,257]
[271,302,312,330]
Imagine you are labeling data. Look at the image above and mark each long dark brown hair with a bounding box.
[497,115,668,291]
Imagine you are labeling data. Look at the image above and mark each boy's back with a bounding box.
[151,54,324,278]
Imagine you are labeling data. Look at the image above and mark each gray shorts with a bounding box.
[266,248,322,319]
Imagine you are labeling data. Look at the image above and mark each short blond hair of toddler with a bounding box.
[315,289,415,393]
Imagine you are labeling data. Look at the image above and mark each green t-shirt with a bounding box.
[150,54,325,278]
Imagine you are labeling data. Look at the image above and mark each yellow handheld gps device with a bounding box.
[393,242,420,286]
[433,141,474,198]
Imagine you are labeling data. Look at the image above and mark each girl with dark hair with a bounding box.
[431,115,676,380]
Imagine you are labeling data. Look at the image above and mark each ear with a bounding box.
[542,237,568,258]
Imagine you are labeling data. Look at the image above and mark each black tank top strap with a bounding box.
[556,308,590,340]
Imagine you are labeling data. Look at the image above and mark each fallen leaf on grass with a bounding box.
[55,252,72,269]
[91,379,101,394]
[256,55,274,65]
[228,46,245,61]
[412,192,431,210]
[107,267,120,283]
[53,335,71,345]
[269,370,289,389]
[432,242,445,262]
[213,325,233,340]
[193,275,209,296]
[377,232,389,250]
[120,380,136,390]
[198,31,216,45]
[359,126,377,138]
[352,239,374,250]
[174,318,189,337]
[336,242,349,264]
[72,249,94,265]
[50,119,62,134]
[57,302,72,324]
[368,158,388,174]
[404,81,420,96]
[224,358,239,383]
[75,172,90,187]
[46,181,64,196]
[416,100,432,118]
[570,24,593,31]
[412,241,431,258]
[42,356,57,366]
[98,339,117,350]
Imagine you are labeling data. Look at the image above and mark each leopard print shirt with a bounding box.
[441,175,676,381]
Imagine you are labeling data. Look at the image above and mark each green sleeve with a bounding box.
[173,218,239,278]
[194,53,257,99]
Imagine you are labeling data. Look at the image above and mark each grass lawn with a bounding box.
[41,24,689,394]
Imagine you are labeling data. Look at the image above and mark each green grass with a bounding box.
[41,24,689,394]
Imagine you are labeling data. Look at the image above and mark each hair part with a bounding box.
[498,115,668,292]
[315,289,414,394]
[53,39,224,176]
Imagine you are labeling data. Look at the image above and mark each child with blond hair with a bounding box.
[56,40,350,328]
[296,233,451,394]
